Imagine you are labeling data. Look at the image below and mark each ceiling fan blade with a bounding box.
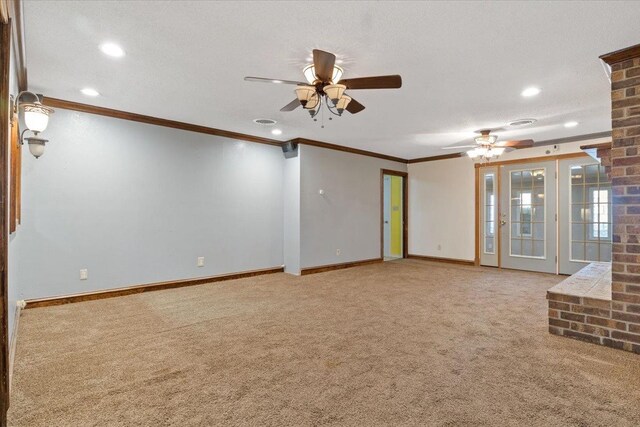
[313,49,336,82]
[473,127,506,134]
[345,97,365,114]
[498,139,534,149]
[441,145,477,150]
[338,75,402,90]
[280,99,301,112]
[244,76,307,85]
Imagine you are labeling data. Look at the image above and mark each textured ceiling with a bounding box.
[23,1,640,158]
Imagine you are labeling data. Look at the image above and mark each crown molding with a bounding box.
[600,43,640,65]
[43,97,283,147]
[291,137,408,163]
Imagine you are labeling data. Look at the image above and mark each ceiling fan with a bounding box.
[244,49,402,121]
[442,129,534,161]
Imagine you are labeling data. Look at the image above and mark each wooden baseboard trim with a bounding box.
[300,258,383,275]
[24,266,285,309]
[407,254,475,266]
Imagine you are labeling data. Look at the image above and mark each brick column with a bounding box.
[601,44,640,353]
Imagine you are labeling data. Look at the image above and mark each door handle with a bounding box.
[384,221,389,224]
[500,220,507,226]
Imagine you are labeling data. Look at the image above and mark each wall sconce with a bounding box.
[10,91,55,159]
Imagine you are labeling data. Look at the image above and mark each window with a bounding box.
[484,174,495,254]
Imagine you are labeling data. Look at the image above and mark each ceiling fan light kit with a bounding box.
[442,128,534,163]
[295,86,316,108]
[245,49,402,126]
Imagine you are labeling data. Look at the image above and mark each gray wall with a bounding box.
[299,144,407,268]
[283,151,300,274]
[9,109,285,300]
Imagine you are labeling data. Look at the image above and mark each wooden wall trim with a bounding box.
[407,152,464,164]
[407,254,475,266]
[600,43,640,65]
[579,142,611,150]
[473,152,588,168]
[24,266,284,309]
[379,169,409,259]
[292,138,408,163]
[300,258,382,275]
[0,18,10,424]
[474,166,480,266]
[42,97,284,147]
[41,98,413,163]
[7,0,25,91]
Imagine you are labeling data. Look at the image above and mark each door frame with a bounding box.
[380,169,408,259]
[0,18,11,422]
[473,152,590,269]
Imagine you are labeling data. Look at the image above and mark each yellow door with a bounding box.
[390,176,402,257]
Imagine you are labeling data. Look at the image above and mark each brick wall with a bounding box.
[605,46,640,352]
[597,146,611,176]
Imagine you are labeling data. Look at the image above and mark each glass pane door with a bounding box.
[559,158,612,274]
[500,161,557,273]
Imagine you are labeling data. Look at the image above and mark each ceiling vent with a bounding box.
[253,118,277,125]
[508,118,537,127]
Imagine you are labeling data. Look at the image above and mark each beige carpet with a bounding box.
[8,260,640,426]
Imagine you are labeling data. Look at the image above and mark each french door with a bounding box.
[558,157,612,274]
[500,161,557,273]
[478,156,611,274]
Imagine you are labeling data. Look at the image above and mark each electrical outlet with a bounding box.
[197,257,205,267]
[437,244,442,251]
[336,249,341,256]
[80,269,88,280]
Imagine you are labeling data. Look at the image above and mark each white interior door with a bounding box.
[480,167,498,267]
[500,161,557,274]
[558,158,612,274]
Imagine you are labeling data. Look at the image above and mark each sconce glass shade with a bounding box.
[467,148,484,159]
[335,95,351,114]
[323,84,346,105]
[303,64,344,84]
[23,102,54,133]
[295,86,316,108]
[490,147,506,157]
[305,93,320,110]
[467,146,506,160]
[24,135,48,159]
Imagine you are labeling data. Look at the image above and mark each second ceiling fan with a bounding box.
[245,49,402,119]
[442,129,534,161]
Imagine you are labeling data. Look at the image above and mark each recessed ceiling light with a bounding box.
[99,42,125,58]
[521,87,541,97]
[508,118,537,127]
[564,121,578,128]
[271,129,282,136]
[80,88,100,97]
